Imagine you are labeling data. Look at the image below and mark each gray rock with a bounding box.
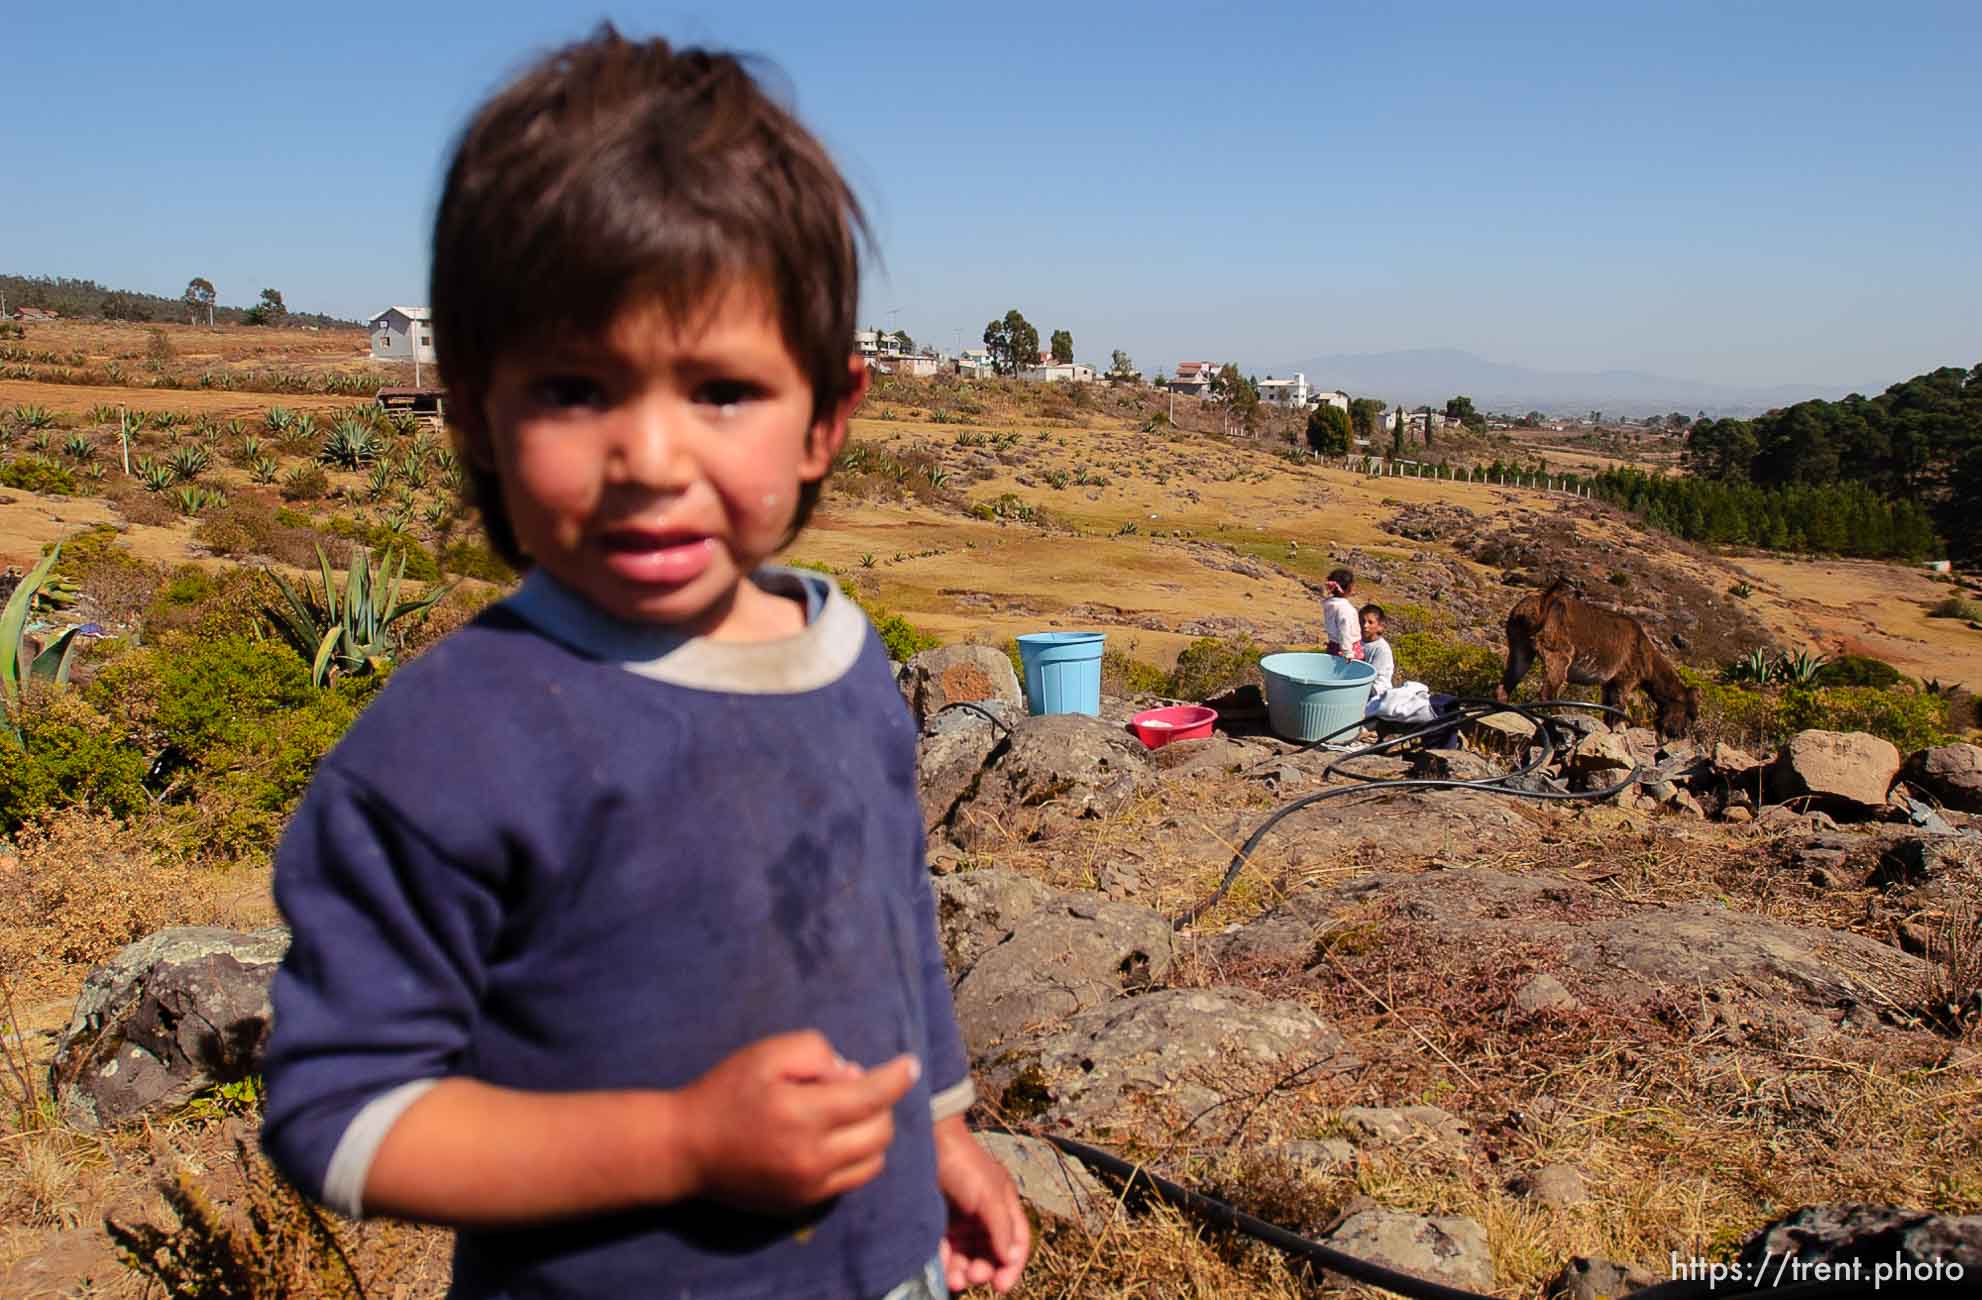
[1905,743,1982,812]
[1410,750,1503,783]
[1874,834,1978,889]
[1770,730,1902,816]
[1338,1105,1469,1151]
[974,1132,1113,1231]
[1546,1257,1657,1300]
[1712,742,1762,777]
[1467,710,1537,751]
[1565,730,1636,776]
[952,896,1173,1052]
[899,645,1024,726]
[989,988,1355,1138]
[951,714,1153,850]
[932,869,1059,975]
[1511,1163,1590,1207]
[50,927,289,1131]
[1274,1138,1356,1175]
[1321,1208,1494,1291]
[916,703,1016,833]
[1736,1203,1982,1275]
[1512,973,1582,1015]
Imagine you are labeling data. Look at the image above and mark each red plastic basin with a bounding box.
[1131,704,1218,749]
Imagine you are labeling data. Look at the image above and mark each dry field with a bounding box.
[2,324,1978,1295]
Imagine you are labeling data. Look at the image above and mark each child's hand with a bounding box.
[678,1031,919,1213]
[933,1118,1031,1294]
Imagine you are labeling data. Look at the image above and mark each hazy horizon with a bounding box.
[5,1,1975,392]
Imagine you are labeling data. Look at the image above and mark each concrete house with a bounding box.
[369,307,436,364]
[1022,360,1097,383]
[1257,373,1313,407]
[1164,360,1225,398]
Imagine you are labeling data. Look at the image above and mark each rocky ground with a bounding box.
[16,645,1979,1297]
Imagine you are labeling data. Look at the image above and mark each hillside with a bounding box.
[1,323,1978,1296]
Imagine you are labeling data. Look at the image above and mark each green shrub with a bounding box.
[1812,654,1902,690]
[1167,634,1266,702]
[1930,596,1982,620]
[1392,630,1503,698]
[0,689,151,832]
[1102,644,1170,697]
[87,633,384,862]
[440,537,518,584]
[0,455,78,495]
[322,518,440,583]
[1681,668,1950,752]
[142,564,269,641]
[1780,686,1949,753]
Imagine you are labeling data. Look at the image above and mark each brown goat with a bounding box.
[1495,578,1700,737]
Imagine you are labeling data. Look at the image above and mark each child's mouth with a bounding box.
[597,531,715,585]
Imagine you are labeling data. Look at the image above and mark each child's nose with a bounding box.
[608,398,693,487]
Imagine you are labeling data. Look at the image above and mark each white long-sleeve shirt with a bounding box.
[1363,635,1395,694]
[1323,596,1362,658]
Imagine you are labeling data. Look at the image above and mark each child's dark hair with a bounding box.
[431,24,867,566]
[1326,568,1355,592]
[1359,603,1385,624]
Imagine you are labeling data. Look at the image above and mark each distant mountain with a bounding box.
[1269,347,1867,418]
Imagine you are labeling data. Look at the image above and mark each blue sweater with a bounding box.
[261,569,970,1299]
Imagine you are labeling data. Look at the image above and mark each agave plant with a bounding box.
[249,453,280,485]
[1721,649,1777,685]
[175,484,225,516]
[134,456,176,493]
[1775,649,1829,686]
[384,502,415,534]
[363,459,393,501]
[321,418,383,469]
[26,429,54,454]
[264,405,296,434]
[11,404,56,432]
[62,433,95,462]
[421,498,454,531]
[287,412,320,447]
[84,403,118,426]
[2,546,82,741]
[398,450,430,491]
[233,432,264,465]
[165,443,211,482]
[264,545,454,687]
[151,410,182,433]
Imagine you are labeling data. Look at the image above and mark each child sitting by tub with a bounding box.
[1359,604,1395,696]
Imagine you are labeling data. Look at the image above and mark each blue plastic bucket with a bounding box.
[1260,652,1377,742]
[1017,632,1106,716]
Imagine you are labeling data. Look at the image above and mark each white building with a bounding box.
[1022,361,1097,383]
[1257,373,1313,407]
[1163,360,1225,397]
[369,307,436,364]
[1312,389,1350,413]
[955,347,996,378]
[855,328,910,360]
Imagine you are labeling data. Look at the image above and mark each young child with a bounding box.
[1359,603,1395,696]
[260,28,1027,1299]
[1322,567,1363,660]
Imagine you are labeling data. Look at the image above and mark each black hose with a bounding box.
[1026,1131,1962,1300]
[1173,696,1640,926]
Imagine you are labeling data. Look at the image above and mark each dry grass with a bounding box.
[0,810,274,1000]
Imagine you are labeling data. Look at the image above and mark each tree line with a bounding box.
[1584,467,1939,560]
[1684,362,1982,560]
[1,273,358,328]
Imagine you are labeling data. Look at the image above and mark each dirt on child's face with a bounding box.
[477,282,856,638]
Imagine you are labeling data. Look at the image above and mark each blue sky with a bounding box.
[4,1,1975,390]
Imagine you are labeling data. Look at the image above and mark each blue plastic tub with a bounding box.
[1260,652,1377,742]
[1017,632,1106,716]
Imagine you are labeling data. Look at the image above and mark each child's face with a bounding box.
[473,281,861,636]
[1361,611,1384,642]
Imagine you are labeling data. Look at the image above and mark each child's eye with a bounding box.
[529,376,607,410]
[696,379,762,411]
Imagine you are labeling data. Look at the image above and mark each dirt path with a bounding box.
[0,379,364,420]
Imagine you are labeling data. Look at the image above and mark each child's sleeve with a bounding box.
[260,763,508,1217]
